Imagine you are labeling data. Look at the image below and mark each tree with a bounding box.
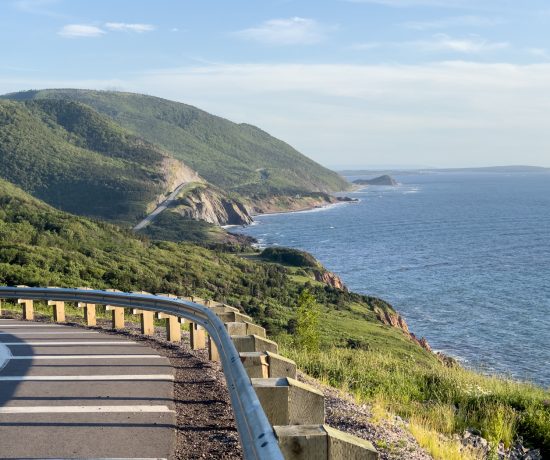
[294,289,320,352]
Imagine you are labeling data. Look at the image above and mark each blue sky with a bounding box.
[2,0,550,168]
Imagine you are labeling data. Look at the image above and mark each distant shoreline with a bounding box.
[338,165,550,176]
[250,199,352,219]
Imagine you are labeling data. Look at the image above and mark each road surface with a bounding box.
[0,318,176,459]
[134,182,188,231]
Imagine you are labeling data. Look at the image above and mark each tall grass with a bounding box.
[281,344,550,458]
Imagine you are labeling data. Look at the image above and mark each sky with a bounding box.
[1,0,550,168]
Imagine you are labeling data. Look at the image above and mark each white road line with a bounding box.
[0,374,174,381]
[10,354,163,360]
[0,405,175,414]
[0,324,62,327]
[0,331,99,335]
[2,341,137,345]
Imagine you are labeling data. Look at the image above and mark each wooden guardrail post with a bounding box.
[154,293,182,342]
[133,309,155,335]
[252,377,325,426]
[208,334,220,361]
[47,300,65,322]
[189,323,206,349]
[183,296,207,349]
[157,312,182,342]
[232,335,279,353]
[17,299,34,320]
[105,305,125,329]
[77,302,96,326]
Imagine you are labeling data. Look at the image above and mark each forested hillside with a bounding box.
[4,89,349,197]
[0,98,189,223]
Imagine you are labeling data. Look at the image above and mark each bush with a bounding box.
[261,247,319,268]
[294,289,320,352]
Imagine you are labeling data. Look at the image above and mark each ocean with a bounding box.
[234,172,550,387]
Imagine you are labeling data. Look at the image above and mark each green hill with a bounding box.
[0,98,187,223]
[3,89,349,197]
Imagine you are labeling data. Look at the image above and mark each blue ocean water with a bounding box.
[235,172,550,387]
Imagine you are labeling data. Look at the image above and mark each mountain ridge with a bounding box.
[1,89,349,236]
[3,89,349,196]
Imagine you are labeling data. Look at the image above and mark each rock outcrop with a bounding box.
[353,175,398,186]
[375,308,432,352]
[314,270,347,291]
[249,193,335,215]
[172,186,252,226]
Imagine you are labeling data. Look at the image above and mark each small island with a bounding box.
[353,174,398,186]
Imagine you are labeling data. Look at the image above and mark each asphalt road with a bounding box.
[133,182,188,231]
[0,318,176,459]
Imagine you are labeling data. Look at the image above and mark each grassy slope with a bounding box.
[0,98,169,223]
[0,177,405,347]
[0,177,548,456]
[3,89,349,197]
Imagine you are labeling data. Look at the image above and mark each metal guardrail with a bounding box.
[0,286,284,460]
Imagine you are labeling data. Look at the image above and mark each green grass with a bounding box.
[280,344,550,457]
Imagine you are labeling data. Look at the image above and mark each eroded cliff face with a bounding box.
[161,157,202,190]
[314,270,347,291]
[249,194,336,215]
[375,308,432,352]
[173,186,253,226]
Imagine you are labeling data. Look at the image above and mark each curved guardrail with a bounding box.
[0,286,284,460]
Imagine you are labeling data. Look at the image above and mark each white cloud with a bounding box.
[527,48,550,60]
[404,15,504,30]
[104,22,155,33]
[351,42,381,50]
[58,24,105,38]
[13,0,63,17]
[413,34,509,53]
[352,34,508,54]
[235,17,328,45]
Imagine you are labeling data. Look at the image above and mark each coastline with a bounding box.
[250,199,353,218]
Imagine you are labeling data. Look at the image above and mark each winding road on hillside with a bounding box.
[0,318,176,459]
[134,182,188,231]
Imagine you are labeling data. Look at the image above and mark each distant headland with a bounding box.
[352,174,398,186]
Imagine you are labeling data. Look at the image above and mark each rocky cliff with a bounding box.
[375,308,432,352]
[249,193,336,215]
[314,270,347,291]
[171,185,252,226]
